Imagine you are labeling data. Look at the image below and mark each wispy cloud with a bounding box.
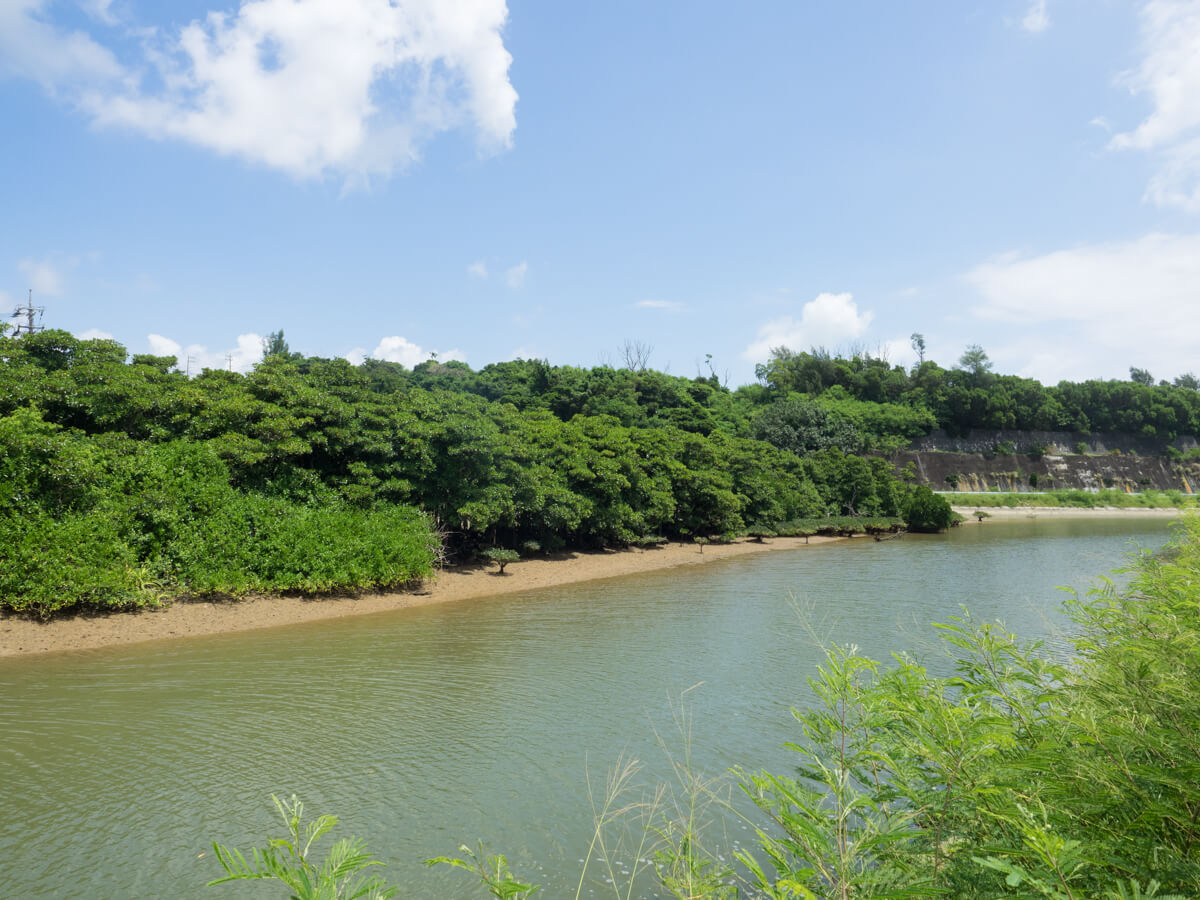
[634,299,686,312]
[966,232,1200,381]
[743,292,874,361]
[1022,0,1050,33]
[1110,0,1200,211]
[505,261,527,288]
[18,258,66,296]
[467,260,488,279]
[78,328,115,340]
[2,0,518,182]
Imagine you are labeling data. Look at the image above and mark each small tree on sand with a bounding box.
[482,547,520,574]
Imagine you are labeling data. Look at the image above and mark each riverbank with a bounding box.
[3,508,1186,658]
[1,534,847,658]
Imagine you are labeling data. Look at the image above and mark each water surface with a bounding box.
[0,517,1174,897]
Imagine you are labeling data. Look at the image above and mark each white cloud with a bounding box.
[742,292,874,361]
[1110,0,1200,211]
[4,0,517,181]
[17,258,65,295]
[965,232,1200,381]
[370,335,465,367]
[343,346,368,366]
[505,260,527,288]
[146,331,264,372]
[635,299,685,312]
[467,260,488,279]
[78,328,115,340]
[1022,0,1050,33]
[81,0,118,26]
[146,334,182,358]
[0,0,127,91]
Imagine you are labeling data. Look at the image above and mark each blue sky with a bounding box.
[1,0,1197,386]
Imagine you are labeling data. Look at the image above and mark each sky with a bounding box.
[1,0,1198,386]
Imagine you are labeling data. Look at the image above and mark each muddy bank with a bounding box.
[0,534,844,658]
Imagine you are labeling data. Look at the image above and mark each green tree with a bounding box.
[910,332,926,365]
[1130,366,1155,386]
[752,396,863,455]
[957,344,993,377]
[903,484,954,531]
[261,329,295,360]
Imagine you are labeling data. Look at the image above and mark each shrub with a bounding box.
[481,547,519,574]
[0,511,155,616]
[903,485,955,532]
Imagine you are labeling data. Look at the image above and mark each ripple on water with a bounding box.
[0,517,1174,898]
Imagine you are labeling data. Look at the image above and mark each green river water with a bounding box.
[0,516,1177,897]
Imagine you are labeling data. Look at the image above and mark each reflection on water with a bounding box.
[0,517,1174,897]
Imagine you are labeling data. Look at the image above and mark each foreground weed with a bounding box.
[208,794,397,899]
[426,843,539,899]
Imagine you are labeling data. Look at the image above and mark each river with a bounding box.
[0,516,1175,897]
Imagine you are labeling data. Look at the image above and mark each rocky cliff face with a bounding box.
[909,428,1199,457]
[891,449,1199,495]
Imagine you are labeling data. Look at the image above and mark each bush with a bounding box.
[169,499,436,596]
[481,547,519,574]
[0,512,155,616]
[903,485,955,532]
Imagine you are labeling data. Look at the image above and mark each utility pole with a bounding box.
[225,352,233,371]
[186,355,196,377]
[11,289,45,336]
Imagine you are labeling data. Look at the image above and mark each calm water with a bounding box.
[0,517,1175,897]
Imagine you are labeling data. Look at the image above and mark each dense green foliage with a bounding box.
[756,346,1200,443]
[0,405,437,615]
[9,327,1191,614]
[901,484,956,532]
[0,331,920,614]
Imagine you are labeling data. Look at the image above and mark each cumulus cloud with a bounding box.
[1022,0,1050,33]
[742,292,874,361]
[467,260,488,279]
[146,331,264,373]
[369,335,465,367]
[78,328,115,340]
[17,258,66,296]
[966,232,1200,381]
[505,261,527,288]
[1110,0,1200,211]
[635,299,685,311]
[2,0,517,181]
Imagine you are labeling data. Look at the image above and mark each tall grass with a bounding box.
[956,488,1195,509]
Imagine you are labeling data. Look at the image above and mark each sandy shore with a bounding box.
[3,507,1186,659]
[0,535,846,658]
